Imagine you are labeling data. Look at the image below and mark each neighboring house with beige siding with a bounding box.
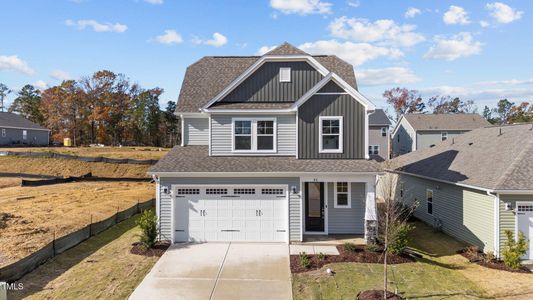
[391,113,490,156]
[383,123,533,259]
[368,109,391,161]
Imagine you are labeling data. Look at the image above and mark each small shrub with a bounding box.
[484,250,496,263]
[317,252,326,261]
[136,209,158,249]
[299,252,311,269]
[366,243,380,253]
[501,230,528,270]
[343,242,357,252]
[388,222,414,255]
[464,245,481,260]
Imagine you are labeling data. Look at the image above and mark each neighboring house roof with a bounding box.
[176,43,358,113]
[0,112,49,131]
[391,123,533,191]
[149,146,382,174]
[403,113,490,131]
[369,109,391,126]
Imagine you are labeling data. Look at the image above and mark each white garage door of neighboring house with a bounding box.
[173,185,288,243]
[517,203,533,260]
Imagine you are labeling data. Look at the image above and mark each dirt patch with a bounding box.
[357,290,404,300]
[0,156,149,178]
[459,247,532,274]
[130,241,171,257]
[0,181,154,267]
[290,245,413,273]
[0,146,169,160]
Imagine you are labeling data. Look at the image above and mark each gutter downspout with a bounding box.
[152,174,161,240]
[487,190,500,257]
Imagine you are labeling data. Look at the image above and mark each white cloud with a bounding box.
[298,40,403,66]
[193,32,228,47]
[65,19,127,33]
[474,78,533,86]
[443,5,470,25]
[0,55,34,75]
[154,30,183,45]
[486,2,523,24]
[347,1,360,8]
[424,32,482,61]
[404,7,421,19]
[34,80,48,91]
[256,45,277,55]
[270,0,332,15]
[50,70,72,81]
[328,17,425,47]
[419,85,533,103]
[357,67,420,86]
[480,20,490,28]
[144,0,163,4]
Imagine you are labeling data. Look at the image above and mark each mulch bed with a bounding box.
[357,290,404,300]
[290,245,414,273]
[459,247,532,274]
[130,241,170,257]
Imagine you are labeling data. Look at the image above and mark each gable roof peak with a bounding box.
[264,42,309,56]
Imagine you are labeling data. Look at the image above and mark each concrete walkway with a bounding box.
[129,243,292,300]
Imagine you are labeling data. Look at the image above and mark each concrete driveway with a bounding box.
[129,243,292,300]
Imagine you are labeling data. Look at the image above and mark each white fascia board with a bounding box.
[0,125,50,131]
[391,115,405,136]
[201,55,330,110]
[202,109,295,114]
[389,169,495,193]
[493,190,533,195]
[149,171,384,178]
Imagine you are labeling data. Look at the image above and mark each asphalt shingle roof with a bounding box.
[391,123,533,191]
[369,109,391,126]
[0,112,49,131]
[403,113,490,131]
[150,146,382,174]
[176,43,358,112]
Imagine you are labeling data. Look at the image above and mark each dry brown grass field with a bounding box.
[0,146,170,160]
[0,181,154,267]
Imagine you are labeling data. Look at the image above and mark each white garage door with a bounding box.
[173,186,288,243]
[517,203,533,259]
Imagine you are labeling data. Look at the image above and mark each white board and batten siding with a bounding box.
[210,114,296,156]
[183,118,209,145]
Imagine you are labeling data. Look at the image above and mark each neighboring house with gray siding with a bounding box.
[391,113,490,156]
[383,124,533,259]
[0,112,50,146]
[368,109,391,161]
[149,43,383,244]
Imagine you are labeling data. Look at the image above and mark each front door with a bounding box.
[305,182,324,232]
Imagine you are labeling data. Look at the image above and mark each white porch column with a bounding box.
[364,181,378,242]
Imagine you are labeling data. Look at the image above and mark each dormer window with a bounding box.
[279,67,291,82]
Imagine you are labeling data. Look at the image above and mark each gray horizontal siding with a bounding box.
[221,61,323,103]
[298,94,365,159]
[499,194,533,253]
[184,118,209,146]
[158,178,173,241]
[397,174,495,251]
[210,114,296,156]
[327,182,365,234]
[289,192,302,241]
[0,127,49,146]
[416,130,469,150]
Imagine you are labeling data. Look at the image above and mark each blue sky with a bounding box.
[0,0,531,111]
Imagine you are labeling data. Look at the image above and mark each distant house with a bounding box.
[368,109,392,161]
[391,113,490,156]
[0,112,50,146]
[385,124,533,258]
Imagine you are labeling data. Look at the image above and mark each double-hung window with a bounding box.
[319,116,343,153]
[426,189,433,215]
[22,130,27,140]
[441,132,448,141]
[368,145,379,155]
[381,127,387,137]
[232,118,276,152]
[334,182,351,208]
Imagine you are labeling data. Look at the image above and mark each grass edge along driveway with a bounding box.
[8,214,159,300]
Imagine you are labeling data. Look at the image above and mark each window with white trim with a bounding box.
[441,132,448,141]
[381,127,387,137]
[368,145,379,155]
[334,182,351,208]
[426,189,433,215]
[232,118,276,152]
[1,129,5,138]
[22,130,27,140]
[319,116,343,153]
[279,67,291,82]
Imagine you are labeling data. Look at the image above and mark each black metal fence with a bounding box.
[0,199,155,283]
[0,151,158,165]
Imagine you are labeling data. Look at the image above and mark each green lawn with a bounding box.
[293,221,486,300]
[8,215,159,300]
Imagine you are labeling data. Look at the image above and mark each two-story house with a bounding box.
[149,43,382,244]
[391,113,490,156]
[368,109,391,161]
